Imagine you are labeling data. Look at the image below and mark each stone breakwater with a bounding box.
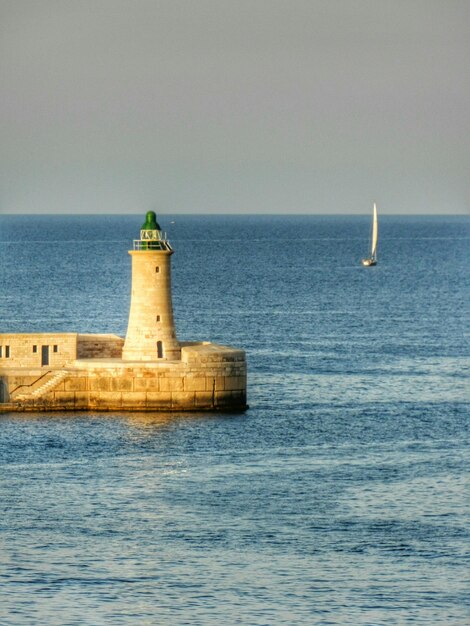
[0,337,247,412]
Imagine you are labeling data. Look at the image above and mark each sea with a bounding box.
[0,214,469,625]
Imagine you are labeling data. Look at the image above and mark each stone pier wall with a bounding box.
[0,341,247,412]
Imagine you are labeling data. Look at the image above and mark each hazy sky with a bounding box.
[1,0,469,214]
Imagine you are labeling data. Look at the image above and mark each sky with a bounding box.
[1,0,469,215]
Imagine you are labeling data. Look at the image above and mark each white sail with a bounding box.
[371,202,378,259]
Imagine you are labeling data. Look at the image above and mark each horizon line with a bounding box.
[0,212,468,218]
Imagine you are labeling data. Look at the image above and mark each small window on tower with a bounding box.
[0,346,2,358]
[33,345,37,353]
[155,267,160,273]
[53,345,58,353]
[157,341,163,358]
[5,346,10,358]
[156,315,161,322]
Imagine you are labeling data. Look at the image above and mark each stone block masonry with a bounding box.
[0,341,246,411]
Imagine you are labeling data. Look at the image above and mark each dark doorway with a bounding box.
[41,345,49,366]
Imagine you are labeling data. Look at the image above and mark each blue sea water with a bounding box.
[0,214,469,625]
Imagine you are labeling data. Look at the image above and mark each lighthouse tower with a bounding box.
[122,211,181,361]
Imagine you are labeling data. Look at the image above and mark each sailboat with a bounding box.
[361,202,378,266]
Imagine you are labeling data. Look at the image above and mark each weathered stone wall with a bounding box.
[0,333,78,369]
[77,334,124,359]
[0,341,247,412]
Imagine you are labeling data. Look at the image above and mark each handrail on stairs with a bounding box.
[10,371,53,395]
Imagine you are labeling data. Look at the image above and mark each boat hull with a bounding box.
[361,258,377,267]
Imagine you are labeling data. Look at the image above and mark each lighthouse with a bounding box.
[2,210,247,412]
[122,211,181,361]
[0,211,247,413]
